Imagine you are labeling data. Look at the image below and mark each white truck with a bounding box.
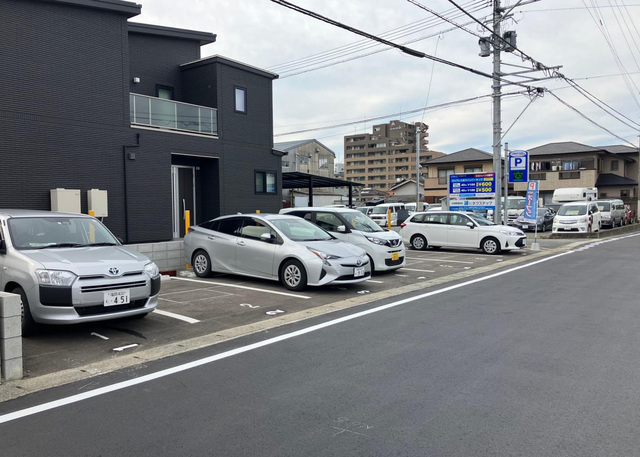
[552,187,598,204]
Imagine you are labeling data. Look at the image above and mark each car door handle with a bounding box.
[237,240,246,246]
[207,235,216,240]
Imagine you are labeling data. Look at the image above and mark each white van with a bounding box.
[552,201,601,233]
[596,199,625,228]
[552,187,598,204]
[404,202,430,215]
[369,203,408,227]
[280,207,406,272]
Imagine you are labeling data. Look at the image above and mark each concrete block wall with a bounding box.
[125,240,185,273]
[0,292,23,382]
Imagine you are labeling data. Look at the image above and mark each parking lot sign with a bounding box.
[508,150,529,183]
[523,181,539,222]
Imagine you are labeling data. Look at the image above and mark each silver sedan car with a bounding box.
[184,214,371,291]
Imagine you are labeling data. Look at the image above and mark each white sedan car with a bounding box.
[400,211,527,254]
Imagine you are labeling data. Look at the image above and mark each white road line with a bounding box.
[0,250,575,424]
[366,280,384,284]
[153,309,201,324]
[404,257,474,264]
[401,268,436,273]
[172,276,311,299]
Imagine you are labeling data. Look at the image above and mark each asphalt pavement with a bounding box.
[1,224,638,403]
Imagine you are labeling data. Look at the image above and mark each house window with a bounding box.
[438,168,454,185]
[611,160,619,171]
[621,189,630,198]
[319,158,329,169]
[156,85,174,100]
[235,86,247,113]
[559,171,580,179]
[282,160,290,168]
[464,166,483,173]
[255,171,276,194]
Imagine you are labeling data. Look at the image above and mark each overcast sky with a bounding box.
[131,0,640,162]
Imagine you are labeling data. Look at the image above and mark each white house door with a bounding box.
[172,165,196,239]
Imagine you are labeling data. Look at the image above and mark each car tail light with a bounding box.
[400,222,406,228]
[187,227,194,233]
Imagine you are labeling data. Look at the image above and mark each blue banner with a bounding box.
[523,181,539,222]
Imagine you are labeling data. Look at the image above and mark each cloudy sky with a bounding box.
[131,0,640,162]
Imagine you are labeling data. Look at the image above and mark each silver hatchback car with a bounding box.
[184,214,371,291]
[0,210,161,334]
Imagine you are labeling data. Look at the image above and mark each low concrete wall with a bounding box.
[0,292,23,382]
[125,240,185,274]
[549,222,640,239]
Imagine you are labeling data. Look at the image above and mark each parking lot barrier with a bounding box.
[0,292,23,382]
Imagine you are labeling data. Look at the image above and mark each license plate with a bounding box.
[354,267,365,277]
[104,289,130,306]
[522,225,528,229]
[391,252,399,261]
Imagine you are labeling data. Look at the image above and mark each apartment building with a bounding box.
[1,0,281,243]
[344,120,440,191]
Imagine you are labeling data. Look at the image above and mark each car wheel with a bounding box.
[192,250,212,278]
[410,234,427,250]
[13,286,37,336]
[481,237,500,255]
[280,260,307,291]
[541,223,546,232]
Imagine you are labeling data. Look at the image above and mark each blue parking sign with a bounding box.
[508,150,529,183]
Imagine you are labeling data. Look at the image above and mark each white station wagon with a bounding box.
[400,211,527,254]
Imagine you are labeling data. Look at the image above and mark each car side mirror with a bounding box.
[260,233,275,243]
[336,225,347,233]
[466,222,475,229]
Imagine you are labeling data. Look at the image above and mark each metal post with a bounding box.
[416,124,421,211]
[504,143,509,226]
[492,0,503,224]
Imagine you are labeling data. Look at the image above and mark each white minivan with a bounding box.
[596,199,625,228]
[369,203,408,227]
[552,201,602,233]
[280,207,406,272]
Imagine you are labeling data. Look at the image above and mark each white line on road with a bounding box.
[401,268,436,273]
[0,249,577,424]
[366,279,384,284]
[153,309,201,324]
[404,257,474,264]
[171,276,311,299]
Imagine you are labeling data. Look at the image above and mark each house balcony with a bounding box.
[130,93,218,136]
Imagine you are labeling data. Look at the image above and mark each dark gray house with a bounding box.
[0,0,281,243]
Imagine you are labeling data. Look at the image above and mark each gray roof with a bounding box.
[528,142,604,156]
[425,148,492,164]
[274,139,336,157]
[598,145,638,155]
[595,173,638,187]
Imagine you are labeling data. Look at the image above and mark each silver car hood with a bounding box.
[21,246,150,274]
[300,239,366,258]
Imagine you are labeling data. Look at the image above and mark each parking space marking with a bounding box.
[171,276,311,299]
[366,279,384,284]
[153,309,201,324]
[401,268,436,273]
[404,256,474,264]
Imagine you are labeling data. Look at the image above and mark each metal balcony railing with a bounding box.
[130,93,218,136]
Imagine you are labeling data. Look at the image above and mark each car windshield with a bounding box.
[340,211,384,233]
[466,213,495,226]
[371,206,392,215]
[596,202,610,211]
[558,205,587,216]
[8,217,119,250]
[507,198,526,210]
[270,217,333,242]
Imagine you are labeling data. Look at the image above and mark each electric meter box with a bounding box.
[87,189,108,217]
[50,188,81,213]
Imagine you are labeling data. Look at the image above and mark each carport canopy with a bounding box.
[282,172,364,207]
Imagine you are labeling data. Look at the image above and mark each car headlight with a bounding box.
[579,216,588,223]
[308,247,340,266]
[144,262,160,278]
[499,230,523,236]
[35,269,77,286]
[365,235,388,246]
